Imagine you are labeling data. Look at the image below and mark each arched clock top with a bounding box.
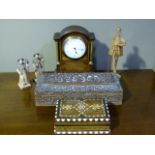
[54,25,95,41]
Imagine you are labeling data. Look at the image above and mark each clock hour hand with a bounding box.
[73,47,78,54]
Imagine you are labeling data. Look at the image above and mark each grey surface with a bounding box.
[0,19,155,72]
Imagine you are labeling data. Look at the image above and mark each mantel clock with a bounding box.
[54,25,95,72]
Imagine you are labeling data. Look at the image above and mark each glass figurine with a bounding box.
[16,58,31,90]
[32,53,44,81]
[108,27,126,77]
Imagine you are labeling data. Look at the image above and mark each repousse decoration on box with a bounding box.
[35,72,123,106]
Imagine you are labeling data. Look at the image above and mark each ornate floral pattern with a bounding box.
[60,99,105,117]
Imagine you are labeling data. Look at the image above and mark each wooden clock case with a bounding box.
[54,25,95,72]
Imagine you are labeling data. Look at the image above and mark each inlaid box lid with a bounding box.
[55,98,110,124]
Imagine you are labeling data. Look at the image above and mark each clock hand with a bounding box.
[73,47,78,54]
[74,47,83,51]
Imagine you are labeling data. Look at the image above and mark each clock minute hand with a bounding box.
[74,47,83,51]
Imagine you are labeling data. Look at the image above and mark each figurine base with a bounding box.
[18,83,31,90]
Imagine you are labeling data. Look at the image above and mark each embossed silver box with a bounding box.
[35,72,123,106]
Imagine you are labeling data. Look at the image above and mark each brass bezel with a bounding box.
[62,35,88,60]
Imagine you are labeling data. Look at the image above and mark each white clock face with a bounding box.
[63,36,86,59]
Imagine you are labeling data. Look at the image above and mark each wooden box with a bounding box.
[54,98,111,135]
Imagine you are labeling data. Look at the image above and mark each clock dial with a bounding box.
[63,36,86,59]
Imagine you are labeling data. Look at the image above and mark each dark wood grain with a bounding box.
[110,70,155,134]
[0,70,155,135]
